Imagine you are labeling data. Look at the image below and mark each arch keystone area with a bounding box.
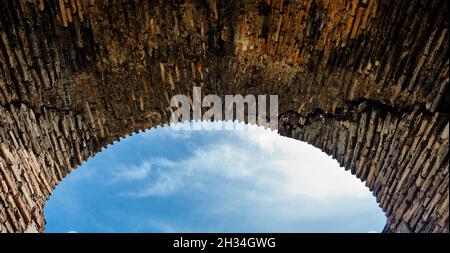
[0,0,448,233]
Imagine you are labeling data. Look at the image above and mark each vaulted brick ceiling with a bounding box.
[0,0,448,233]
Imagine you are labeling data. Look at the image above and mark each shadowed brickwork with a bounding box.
[0,0,448,233]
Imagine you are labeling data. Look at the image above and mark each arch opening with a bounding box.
[44,121,386,232]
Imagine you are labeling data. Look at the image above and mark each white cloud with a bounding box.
[111,161,152,182]
[133,170,181,197]
[112,124,372,201]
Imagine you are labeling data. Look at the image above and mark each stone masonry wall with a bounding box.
[0,0,448,232]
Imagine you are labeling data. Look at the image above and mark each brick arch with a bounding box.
[0,0,448,233]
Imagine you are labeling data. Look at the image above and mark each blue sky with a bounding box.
[44,122,386,233]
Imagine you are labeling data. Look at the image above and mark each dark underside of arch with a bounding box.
[0,0,448,233]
